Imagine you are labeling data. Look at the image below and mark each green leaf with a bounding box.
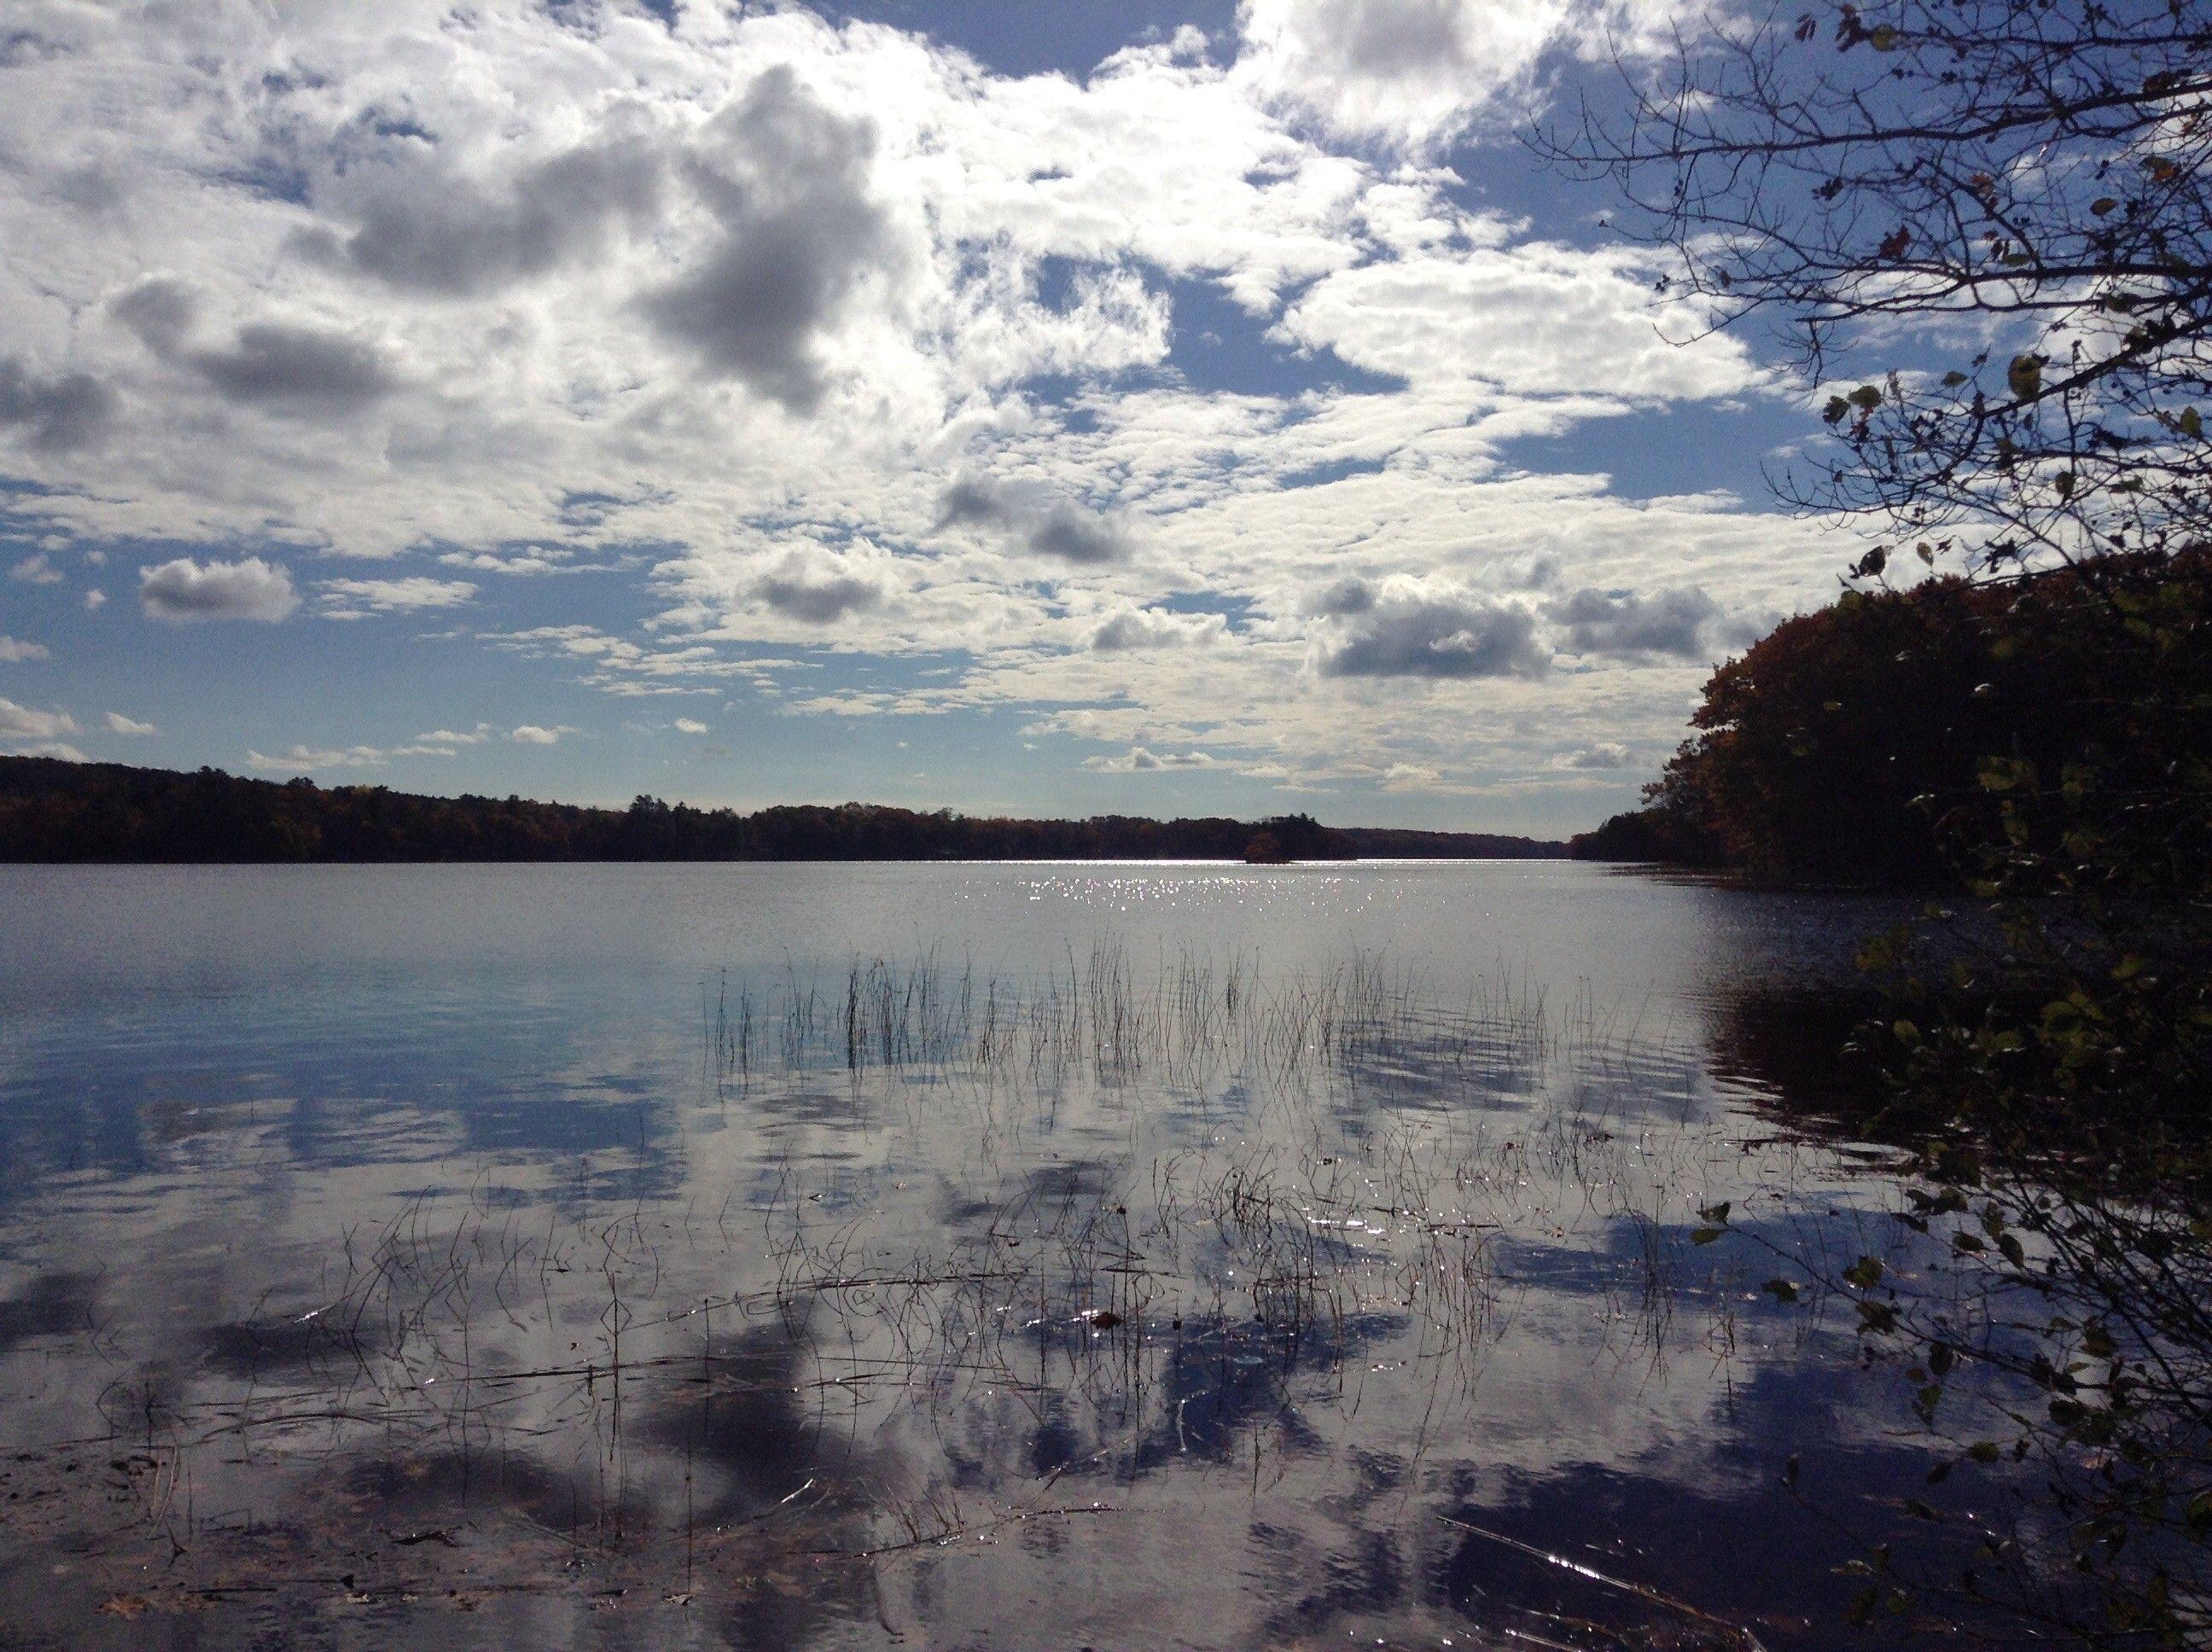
[1691,1225,1726,1246]
[2006,354,2044,400]
[1845,1255,1886,1289]
[2183,406,2203,439]
[1762,1277,1801,1304]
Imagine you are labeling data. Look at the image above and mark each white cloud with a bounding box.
[139,556,299,623]
[83,588,106,610]
[1091,608,1228,651]
[244,744,387,772]
[1234,0,1689,152]
[317,576,478,614]
[103,711,157,735]
[0,635,49,661]
[9,552,62,585]
[672,717,710,735]
[0,697,77,742]
[510,724,578,745]
[0,1,1849,817]
[1553,741,1630,770]
[1082,746,1220,773]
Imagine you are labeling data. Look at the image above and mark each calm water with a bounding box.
[0,863,2026,1649]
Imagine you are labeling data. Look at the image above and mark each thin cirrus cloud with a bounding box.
[318,576,478,616]
[246,724,576,770]
[139,557,299,624]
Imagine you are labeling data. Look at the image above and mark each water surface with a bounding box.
[0,863,2017,1649]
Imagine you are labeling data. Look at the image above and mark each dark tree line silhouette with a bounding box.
[0,758,1562,864]
[1573,548,2211,889]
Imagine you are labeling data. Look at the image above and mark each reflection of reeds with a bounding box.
[11,949,1863,1647]
[706,946,1604,1099]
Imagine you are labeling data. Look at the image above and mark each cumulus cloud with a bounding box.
[1381,761,1445,792]
[1549,585,1720,660]
[83,590,107,611]
[1091,608,1226,650]
[754,567,882,624]
[639,67,897,415]
[935,475,1016,531]
[673,717,710,734]
[0,635,49,661]
[116,278,398,417]
[1553,741,1630,770]
[192,322,399,416]
[510,724,578,745]
[9,553,62,585]
[140,556,300,623]
[299,136,665,297]
[1316,590,1548,679]
[1082,746,1219,772]
[936,479,1132,566]
[1237,0,1686,151]
[103,712,157,736]
[1028,504,1132,566]
[0,3,1849,822]
[0,697,78,742]
[1303,578,1378,617]
[0,356,114,452]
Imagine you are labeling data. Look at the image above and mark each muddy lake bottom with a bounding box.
[0,863,2048,1649]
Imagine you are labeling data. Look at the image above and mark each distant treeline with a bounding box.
[1571,550,2212,888]
[0,757,1563,864]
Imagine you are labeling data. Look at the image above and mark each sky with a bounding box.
[0,0,1867,835]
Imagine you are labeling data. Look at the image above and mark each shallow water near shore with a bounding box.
[0,861,2043,1649]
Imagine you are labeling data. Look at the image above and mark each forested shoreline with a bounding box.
[0,756,1564,864]
[1570,550,2212,893]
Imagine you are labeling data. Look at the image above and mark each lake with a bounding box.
[0,862,2034,1649]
